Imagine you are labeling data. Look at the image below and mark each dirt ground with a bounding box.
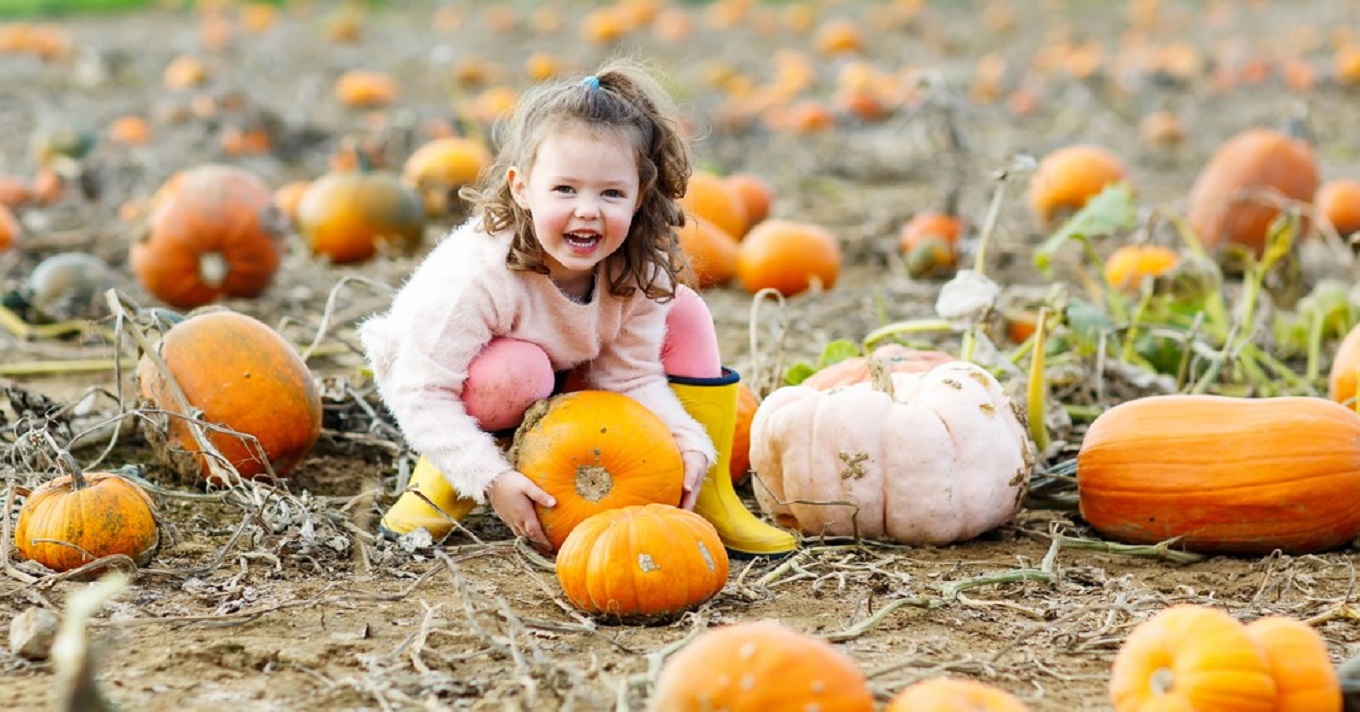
[5,1,1360,710]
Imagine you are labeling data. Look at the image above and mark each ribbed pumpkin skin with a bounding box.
[1077,395,1360,554]
[1185,127,1319,257]
[15,472,159,572]
[649,620,875,712]
[131,164,284,309]
[137,311,322,485]
[511,391,684,551]
[1245,616,1342,712]
[556,504,728,621]
[1110,605,1276,712]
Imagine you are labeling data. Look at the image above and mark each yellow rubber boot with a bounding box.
[670,369,797,557]
[379,455,478,541]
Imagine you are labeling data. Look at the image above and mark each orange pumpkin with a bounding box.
[1028,144,1129,230]
[131,164,285,310]
[272,180,311,229]
[1077,394,1360,554]
[555,504,728,621]
[680,171,749,241]
[0,203,21,251]
[334,69,399,108]
[1314,178,1360,237]
[1103,244,1180,291]
[676,219,739,289]
[510,390,685,551]
[14,471,159,573]
[886,677,1030,711]
[1328,321,1360,405]
[401,136,492,217]
[723,172,775,230]
[651,620,874,711]
[1185,127,1319,257]
[897,212,964,279]
[1110,605,1276,712]
[1244,616,1342,712]
[736,219,841,297]
[729,382,759,484]
[297,170,425,264]
[802,344,955,390]
[137,310,323,485]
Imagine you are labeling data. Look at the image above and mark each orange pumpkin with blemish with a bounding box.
[14,471,159,573]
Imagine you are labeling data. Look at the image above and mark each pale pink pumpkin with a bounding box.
[750,360,1033,545]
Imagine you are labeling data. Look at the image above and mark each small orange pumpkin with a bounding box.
[1110,605,1276,712]
[297,170,425,264]
[736,219,841,297]
[132,165,286,310]
[137,310,323,485]
[1244,616,1342,712]
[334,69,399,108]
[14,471,159,573]
[650,620,875,711]
[1327,321,1360,405]
[680,171,749,241]
[723,172,775,230]
[1027,144,1129,230]
[1185,127,1319,257]
[729,382,759,485]
[1103,244,1180,291]
[510,390,685,551]
[1314,178,1360,237]
[886,677,1030,711]
[0,203,21,251]
[1077,394,1360,554]
[897,212,964,279]
[555,504,728,621]
[676,219,739,289]
[401,136,492,217]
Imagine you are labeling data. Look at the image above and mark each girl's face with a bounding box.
[508,125,641,298]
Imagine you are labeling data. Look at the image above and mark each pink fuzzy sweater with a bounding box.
[360,219,715,502]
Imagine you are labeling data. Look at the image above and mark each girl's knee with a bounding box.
[662,285,722,378]
[464,338,555,431]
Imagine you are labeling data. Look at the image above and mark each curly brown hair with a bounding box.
[460,58,694,300]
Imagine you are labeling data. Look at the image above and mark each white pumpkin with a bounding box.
[750,360,1034,545]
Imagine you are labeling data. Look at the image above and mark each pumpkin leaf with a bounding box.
[1063,297,1116,355]
[1033,182,1138,274]
[817,339,863,368]
[784,361,817,386]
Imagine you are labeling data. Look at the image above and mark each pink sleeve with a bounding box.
[585,295,717,469]
[360,263,514,503]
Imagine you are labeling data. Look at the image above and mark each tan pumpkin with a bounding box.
[1185,127,1319,257]
[137,310,323,485]
[802,344,955,390]
[1077,394,1360,554]
[555,504,728,621]
[751,360,1033,545]
[510,390,685,551]
[1244,616,1341,712]
[1110,605,1276,712]
[886,677,1030,711]
[297,170,425,264]
[14,471,159,573]
[649,620,875,711]
[130,164,285,309]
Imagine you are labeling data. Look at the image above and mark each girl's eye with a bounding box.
[552,185,574,194]
[604,189,626,199]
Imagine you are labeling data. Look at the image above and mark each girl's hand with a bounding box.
[488,470,556,552]
[679,451,709,510]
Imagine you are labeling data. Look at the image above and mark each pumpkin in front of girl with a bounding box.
[510,390,685,551]
[750,359,1033,545]
[555,504,727,622]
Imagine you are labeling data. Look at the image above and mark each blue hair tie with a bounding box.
[581,75,601,91]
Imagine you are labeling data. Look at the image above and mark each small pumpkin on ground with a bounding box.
[886,677,1031,711]
[1315,178,1360,237]
[137,310,323,486]
[1076,394,1360,554]
[14,470,159,573]
[649,619,875,711]
[1103,243,1180,291]
[680,170,748,240]
[897,212,964,279]
[297,169,425,264]
[1028,144,1129,230]
[1244,616,1342,712]
[751,359,1033,545]
[555,504,727,622]
[1328,320,1360,406]
[401,136,492,217]
[1110,605,1276,712]
[130,164,286,310]
[736,219,841,297]
[729,382,759,485]
[509,390,684,551]
[676,218,739,289]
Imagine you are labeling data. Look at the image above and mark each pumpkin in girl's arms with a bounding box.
[510,390,685,551]
[137,310,323,486]
[555,504,727,622]
[751,359,1033,545]
[14,471,159,573]
[650,620,875,711]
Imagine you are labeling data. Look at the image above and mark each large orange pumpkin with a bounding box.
[1110,605,1276,711]
[510,390,684,551]
[1244,616,1342,712]
[297,170,425,264]
[14,471,159,573]
[555,504,727,621]
[649,620,875,711]
[1185,127,1319,257]
[130,164,285,310]
[137,310,323,485]
[1077,394,1360,554]
[736,219,841,297]
[886,677,1030,711]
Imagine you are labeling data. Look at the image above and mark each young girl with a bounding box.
[363,60,794,556]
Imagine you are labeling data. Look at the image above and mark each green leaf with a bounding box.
[817,339,862,368]
[1033,183,1138,274]
[784,362,817,386]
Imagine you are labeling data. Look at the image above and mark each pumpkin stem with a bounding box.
[1149,667,1176,696]
[574,464,613,502]
[866,358,895,399]
[198,251,229,288]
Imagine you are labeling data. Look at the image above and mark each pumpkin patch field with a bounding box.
[10,0,1360,709]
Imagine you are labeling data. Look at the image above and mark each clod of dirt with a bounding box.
[9,606,59,661]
